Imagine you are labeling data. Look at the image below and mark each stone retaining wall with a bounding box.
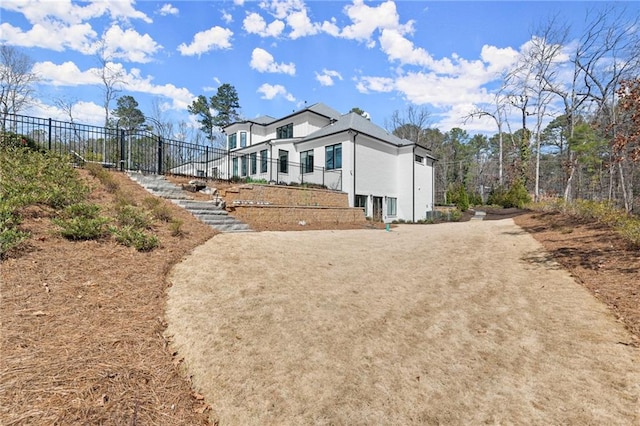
[222,184,348,208]
[231,205,366,225]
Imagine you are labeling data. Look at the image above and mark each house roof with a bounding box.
[301,112,410,146]
[224,102,342,129]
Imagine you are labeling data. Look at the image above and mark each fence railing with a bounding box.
[1,114,342,191]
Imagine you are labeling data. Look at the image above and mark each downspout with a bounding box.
[412,145,416,223]
[352,131,358,207]
[432,158,436,214]
[269,142,273,183]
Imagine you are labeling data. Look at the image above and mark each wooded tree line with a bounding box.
[1,5,639,211]
[389,7,640,212]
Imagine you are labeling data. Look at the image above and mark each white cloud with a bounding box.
[355,76,395,94]
[250,48,296,75]
[0,2,158,60]
[315,69,343,86]
[222,10,233,24]
[480,44,519,75]
[101,24,161,63]
[257,83,295,101]
[178,26,233,56]
[285,8,319,39]
[27,98,105,125]
[1,0,151,25]
[243,12,285,37]
[0,21,96,52]
[252,0,339,39]
[340,0,413,45]
[260,0,305,20]
[32,61,100,86]
[32,60,195,112]
[158,4,179,16]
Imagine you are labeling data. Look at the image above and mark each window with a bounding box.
[279,149,289,174]
[355,195,368,213]
[387,197,397,216]
[260,149,268,173]
[228,133,237,150]
[240,132,247,148]
[415,154,424,164]
[241,155,247,176]
[211,167,219,179]
[276,123,293,139]
[232,157,238,177]
[325,143,342,170]
[250,152,257,175]
[300,149,314,174]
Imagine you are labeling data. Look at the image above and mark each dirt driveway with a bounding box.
[165,219,639,425]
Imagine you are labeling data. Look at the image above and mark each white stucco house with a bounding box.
[171,103,436,222]
[219,103,436,223]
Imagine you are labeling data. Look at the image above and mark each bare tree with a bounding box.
[576,7,640,210]
[463,89,510,186]
[521,18,568,201]
[147,98,174,139]
[0,45,39,127]
[385,105,432,147]
[94,40,125,128]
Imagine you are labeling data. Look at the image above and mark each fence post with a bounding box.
[205,146,209,179]
[119,129,125,171]
[48,118,52,151]
[157,136,163,175]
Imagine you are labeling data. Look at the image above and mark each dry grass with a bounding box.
[1,170,216,425]
[166,221,640,425]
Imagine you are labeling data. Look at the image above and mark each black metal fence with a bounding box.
[1,114,342,190]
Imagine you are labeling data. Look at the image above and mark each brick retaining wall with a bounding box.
[231,205,366,225]
[222,184,348,207]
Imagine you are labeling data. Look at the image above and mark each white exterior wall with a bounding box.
[396,147,414,221]
[351,136,399,220]
[222,109,435,222]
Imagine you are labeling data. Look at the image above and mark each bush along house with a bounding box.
[220,103,436,223]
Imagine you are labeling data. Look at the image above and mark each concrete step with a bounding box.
[127,172,252,233]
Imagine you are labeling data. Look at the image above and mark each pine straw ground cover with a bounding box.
[1,170,216,425]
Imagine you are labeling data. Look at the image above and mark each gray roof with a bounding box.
[227,103,342,128]
[301,112,412,147]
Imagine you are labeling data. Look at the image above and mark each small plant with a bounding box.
[111,226,159,251]
[169,219,184,237]
[53,203,109,240]
[0,206,30,257]
[85,162,119,193]
[115,204,153,229]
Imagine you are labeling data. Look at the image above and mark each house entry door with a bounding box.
[372,196,383,222]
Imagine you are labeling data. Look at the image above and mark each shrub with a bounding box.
[0,132,42,151]
[0,206,29,257]
[488,181,531,208]
[115,204,153,229]
[85,162,119,193]
[447,184,470,212]
[111,226,159,251]
[0,148,89,209]
[53,203,109,240]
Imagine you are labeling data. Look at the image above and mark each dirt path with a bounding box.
[165,220,639,425]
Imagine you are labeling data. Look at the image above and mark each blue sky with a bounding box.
[2,1,638,137]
